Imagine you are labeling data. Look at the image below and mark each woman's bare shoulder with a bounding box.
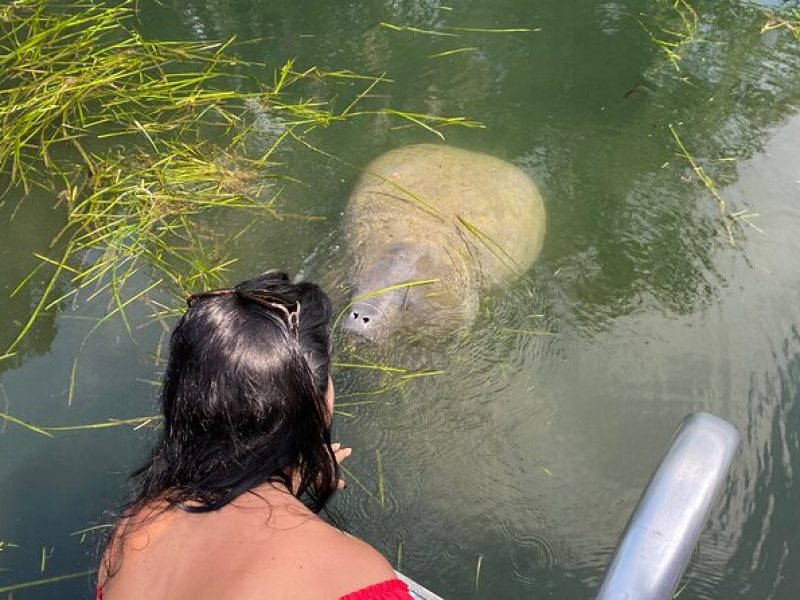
[240,517,397,598]
[321,525,396,576]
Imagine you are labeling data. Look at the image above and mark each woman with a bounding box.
[98,272,411,599]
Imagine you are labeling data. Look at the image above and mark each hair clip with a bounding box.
[238,289,301,336]
[261,299,301,336]
[186,287,301,335]
[186,289,235,307]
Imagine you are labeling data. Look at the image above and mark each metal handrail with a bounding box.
[595,412,740,600]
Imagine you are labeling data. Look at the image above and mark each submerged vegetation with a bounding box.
[761,9,800,39]
[640,0,699,71]
[0,0,478,362]
[638,0,788,247]
[668,124,760,246]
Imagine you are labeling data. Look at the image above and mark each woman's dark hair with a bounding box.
[101,271,336,577]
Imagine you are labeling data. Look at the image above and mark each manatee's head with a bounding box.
[342,243,477,342]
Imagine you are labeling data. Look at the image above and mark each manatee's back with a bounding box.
[345,144,546,285]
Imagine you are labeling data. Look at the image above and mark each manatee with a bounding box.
[342,144,546,340]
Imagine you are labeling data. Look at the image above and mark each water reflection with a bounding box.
[722,327,800,597]
[0,189,68,375]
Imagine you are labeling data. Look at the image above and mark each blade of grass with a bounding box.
[0,411,55,437]
[475,554,483,590]
[340,465,382,505]
[379,22,459,37]
[375,448,385,508]
[428,47,479,58]
[456,215,525,278]
[442,26,540,33]
[0,570,95,594]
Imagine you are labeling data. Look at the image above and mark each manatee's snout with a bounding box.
[342,301,388,341]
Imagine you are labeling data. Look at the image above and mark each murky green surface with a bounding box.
[2,0,800,598]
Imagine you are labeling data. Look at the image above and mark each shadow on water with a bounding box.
[0,188,69,376]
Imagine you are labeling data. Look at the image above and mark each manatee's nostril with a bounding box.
[363,317,370,324]
[353,312,359,319]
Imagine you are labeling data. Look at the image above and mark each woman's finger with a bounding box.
[334,446,352,463]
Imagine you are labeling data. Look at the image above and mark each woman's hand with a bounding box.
[331,442,352,490]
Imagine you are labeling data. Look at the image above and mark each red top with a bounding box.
[339,579,411,599]
[97,579,410,599]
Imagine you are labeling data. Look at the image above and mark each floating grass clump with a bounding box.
[0,0,249,191]
[0,0,479,360]
[640,0,699,70]
[761,9,800,39]
[668,124,760,246]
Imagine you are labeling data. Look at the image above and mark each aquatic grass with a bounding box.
[398,369,446,380]
[0,410,54,437]
[380,22,539,37]
[669,123,759,245]
[335,384,405,400]
[0,410,161,437]
[0,569,95,594]
[44,415,161,431]
[0,0,282,354]
[673,578,691,598]
[333,357,445,404]
[40,546,54,573]
[333,361,408,374]
[455,215,525,278]
[70,524,113,544]
[442,26,539,34]
[640,0,699,71]
[501,328,556,337]
[475,553,483,591]
[339,465,382,505]
[338,451,388,508]
[379,22,460,37]
[362,171,447,216]
[375,448,385,507]
[1,0,480,359]
[342,109,482,141]
[428,47,479,59]
[761,10,800,39]
[0,1,254,192]
[331,399,384,409]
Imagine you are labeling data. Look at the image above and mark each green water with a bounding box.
[2,0,800,597]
